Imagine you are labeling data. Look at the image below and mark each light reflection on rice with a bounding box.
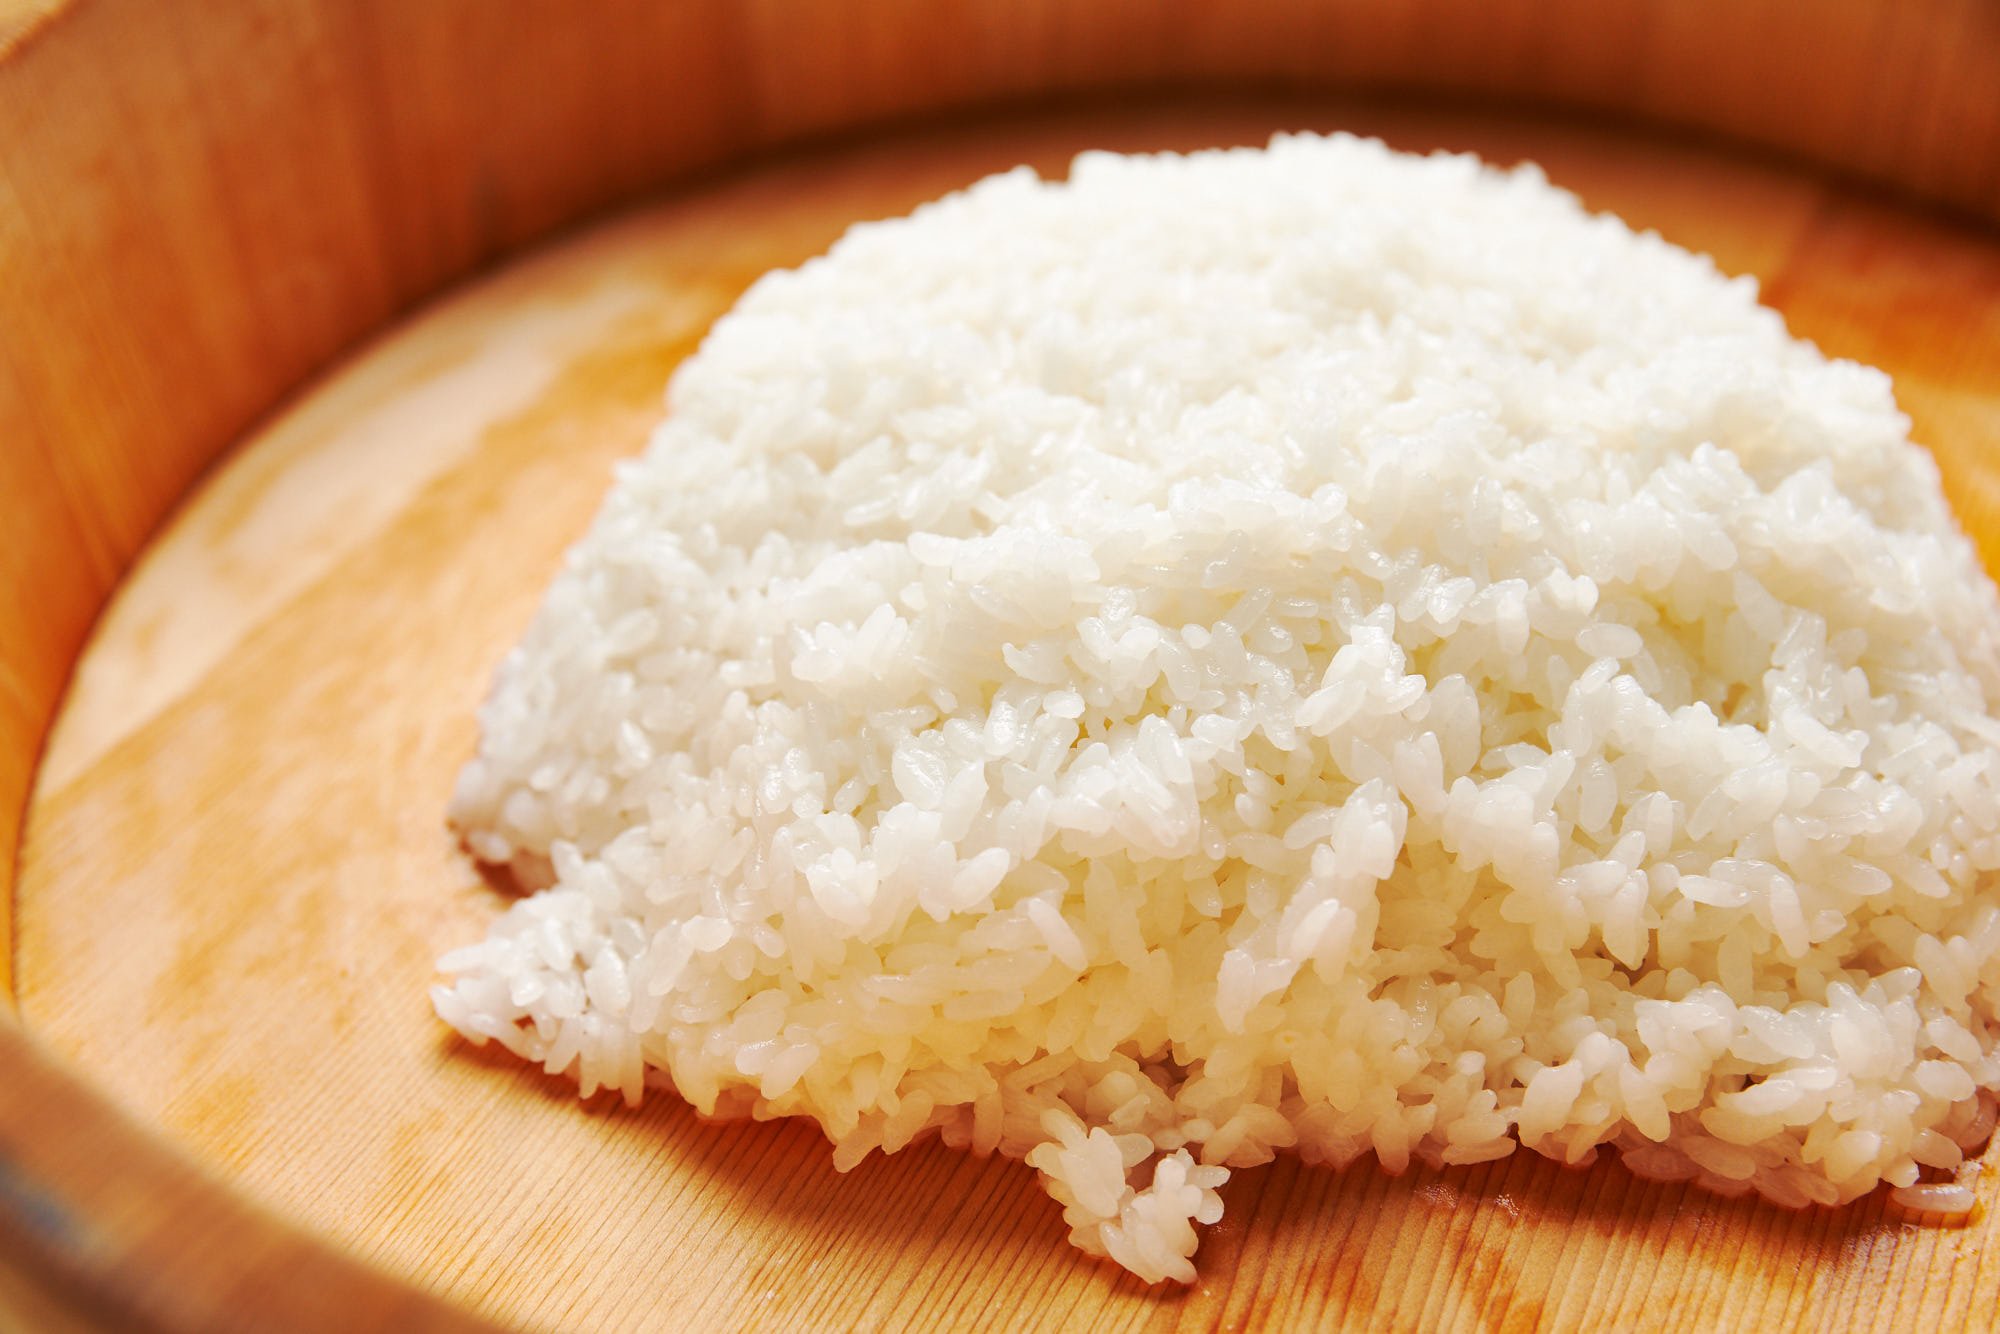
[435,136,2000,1279]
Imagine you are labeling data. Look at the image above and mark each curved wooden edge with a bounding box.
[0,0,65,59]
[4,1,1999,1328]
[3,759,18,1002]
[0,1016,487,1331]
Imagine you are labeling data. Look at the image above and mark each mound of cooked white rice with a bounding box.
[435,134,2000,1281]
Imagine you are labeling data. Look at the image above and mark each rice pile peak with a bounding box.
[436,134,2000,1282]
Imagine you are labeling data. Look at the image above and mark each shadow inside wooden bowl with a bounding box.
[436,1013,1976,1333]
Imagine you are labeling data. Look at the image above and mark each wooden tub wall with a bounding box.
[2,1,1998,1328]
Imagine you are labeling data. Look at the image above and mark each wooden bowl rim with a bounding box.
[5,3,2000,1327]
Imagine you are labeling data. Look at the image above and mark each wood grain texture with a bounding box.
[15,103,2000,1332]
[0,1020,497,1334]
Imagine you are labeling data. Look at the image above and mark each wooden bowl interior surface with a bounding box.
[12,100,2000,1331]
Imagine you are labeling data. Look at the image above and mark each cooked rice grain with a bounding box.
[436,135,2000,1280]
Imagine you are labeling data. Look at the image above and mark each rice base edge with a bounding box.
[433,133,2000,1283]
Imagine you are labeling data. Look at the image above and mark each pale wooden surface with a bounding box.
[0,1021,495,1334]
[14,104,2000,1332]
[5,2,2000,1019]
